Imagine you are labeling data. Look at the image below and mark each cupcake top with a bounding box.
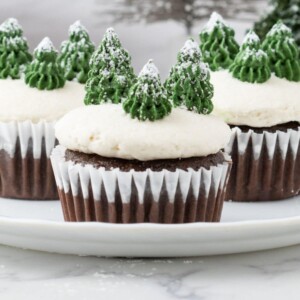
[56,103,230,161]
[56,55,231,161]
[0,34,84,123]
[211,22,300,127]
[0,78,84,122]
[211,71,300,127]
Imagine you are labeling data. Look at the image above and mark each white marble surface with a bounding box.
[1,245,300,300]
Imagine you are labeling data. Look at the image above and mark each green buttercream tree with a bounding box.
[123,59,171,121]
[165,39,214,114]
[58,21,95,84]
[84,27,135,105]
[262,21,300,81]
[254,0,300,47]
[230,31,271,83]
[199,12,239,71]
[0,18,32,79]
[25,37,65,90]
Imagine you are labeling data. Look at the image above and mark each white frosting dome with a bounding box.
[0,79,85,122]
[55,104,231,161]
[211,70,300,127]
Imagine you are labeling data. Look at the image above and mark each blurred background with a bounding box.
[0,0,268,78]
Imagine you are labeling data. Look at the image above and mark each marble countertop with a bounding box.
[1,245,300,300]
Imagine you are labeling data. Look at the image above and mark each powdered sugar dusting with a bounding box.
[203,12,226,32]
[180,39,201,57]
[267,22,292,37]
[242,48,268,61]
[105,27,118,40]
[242,30,260,46]
[0,18,22,33]
[35,37,57,53]
[139,59,159,78]
[68,20,88,35]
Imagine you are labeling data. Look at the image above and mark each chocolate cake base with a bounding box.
[52,147,232,223]
[0,138,58,200]
[64,149,226,171]
[226,122,300,202]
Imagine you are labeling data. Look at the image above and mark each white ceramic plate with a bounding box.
[1,197,300,257]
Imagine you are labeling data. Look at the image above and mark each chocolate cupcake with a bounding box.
[0,22,85,200]
[51,34,232,223]
[211,22,300,202]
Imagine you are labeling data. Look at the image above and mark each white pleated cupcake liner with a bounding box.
[0,120,56,158]
[225,126,300,201]
[0,120,58,199]
[50,145,232,223]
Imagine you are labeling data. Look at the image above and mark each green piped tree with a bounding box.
[254,0,300,47]
[230,31,271,83]
[84,28,135,105]
[58,21,95,84]
[25,37,65,90]
[262,21,300,81]
[0,18,32,79]
[123,60,171,121]
[165,39,214,114]
[199,12,239,71]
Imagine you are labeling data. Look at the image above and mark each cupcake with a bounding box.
[0,20,85,200]
[51,35,232,223]
[210,22,300,202]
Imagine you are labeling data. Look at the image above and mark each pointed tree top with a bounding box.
[0,18,23,37]
[104,27,118,40]
[267,21,292,37]
[35,37,57,53]
[179,38,201,62]
[242,30,260,49]
[68,20,88,35]
[0,18,22,31]
[139,59,160,79]
[203,12,226,32]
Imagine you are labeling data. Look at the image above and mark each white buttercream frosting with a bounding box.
[211,70,300,127]
[55,104,231,161]
[0,79,85,122]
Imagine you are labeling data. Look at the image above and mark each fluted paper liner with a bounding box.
[225,126,300,202]
[0,121,58,199]
[51,146,232,223]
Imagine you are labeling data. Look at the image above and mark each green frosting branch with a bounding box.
[199,12,239,71]
[123,59,172,121]
[58,21,95,84]
[25,37,65,90]
[165,39,214,115]
[230,31,271,83]
[0,18,32,79]
[262,21,300,82]
[84,28,135,105]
